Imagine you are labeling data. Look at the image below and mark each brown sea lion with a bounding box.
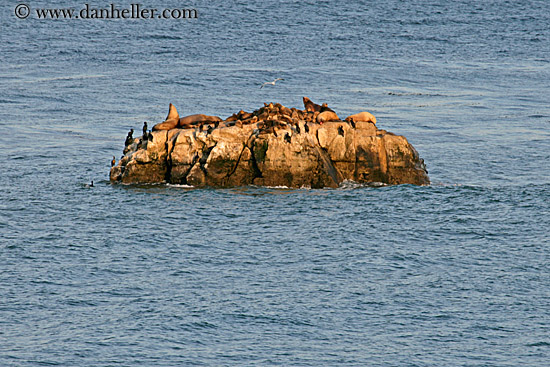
[345,111,377,125]
[152,103,180,131]
[317,110,340,123]
[303,97,322,112]
[280,106,292,116]
[179,114,222,128]
[225,113,239,122]
[320,103,335,113]
[257,111,269,121]
[279,114,293,124]
[243,116,258,124]
[240,111,253,120]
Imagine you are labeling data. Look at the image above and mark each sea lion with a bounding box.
[278,114,293,124]
[280,106,292,116]
[303,97,322,112]
[345,111,377,125]
[225,113,239,122]
[152,103,180,131]
[317,110,339,123]
[238,110,253,120]
[257,111,269,121]
[179,114,222,128]
[320,103,335,113]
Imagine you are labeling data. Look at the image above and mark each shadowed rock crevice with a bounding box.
[111,102,429,187]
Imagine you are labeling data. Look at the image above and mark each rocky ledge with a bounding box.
[110,99,429,188]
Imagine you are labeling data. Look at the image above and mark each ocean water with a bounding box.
[1,0,549,366]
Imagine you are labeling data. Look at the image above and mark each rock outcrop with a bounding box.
[110,101,429,188]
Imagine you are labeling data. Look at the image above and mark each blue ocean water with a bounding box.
[1,0,549,365]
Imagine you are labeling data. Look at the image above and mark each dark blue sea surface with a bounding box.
[1,0,549,366]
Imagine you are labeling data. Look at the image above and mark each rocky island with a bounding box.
[110,98,429,188]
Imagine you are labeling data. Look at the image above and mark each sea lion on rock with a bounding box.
[280,106,292,116]
[258,111,269,121]
[303,97,322,112]
[242,116,258,125]
[152,103,180,131]
[240,111,253,120]
[179,114,222,128]
[345,111,377,125]
[317,111,339,124]
[225,113,239,122]
[320,103,335,113]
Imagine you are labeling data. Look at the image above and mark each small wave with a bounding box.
[0,99,20,104]
[338,180,387,189]
[166,183,194,188]
[143,34,184,40]
[22,74,106,83]
[526,341,550,347]
[387,91,445,97]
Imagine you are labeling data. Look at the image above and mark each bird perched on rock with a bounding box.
[142,122,148,135]
[304,123,310,133]
[338,126,345,136]
[111,156,116,167]
[349,118,356,129]
[124,129,134,146]
[295,124,301,134]
[284,132,291,143]
[147,132,153,141]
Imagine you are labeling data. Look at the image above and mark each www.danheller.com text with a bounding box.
[14,3,198,20]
